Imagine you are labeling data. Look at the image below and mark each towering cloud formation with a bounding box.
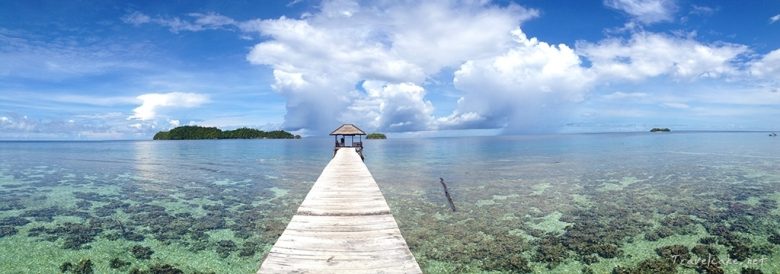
[246,0,538,133]
[349,81,434,132]
[441,30,595,132]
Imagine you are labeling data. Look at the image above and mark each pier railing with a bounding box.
[334,141,362,148]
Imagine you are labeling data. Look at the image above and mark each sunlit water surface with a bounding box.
[1,132,779,273]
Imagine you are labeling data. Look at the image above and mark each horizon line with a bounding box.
[1,129,777,142]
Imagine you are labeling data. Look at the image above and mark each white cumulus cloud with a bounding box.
[129,92,209,121]
[122,11,152,25]
[245,0,538,133]
[602,91,649,100]
[0,112,162,140]
[122,11,238,33]
[604,0,677,24]
[578,32,748,81]
[345,81,434,132]
[662,102,690,109]
[750,49,780,81]
[442,29,595,132]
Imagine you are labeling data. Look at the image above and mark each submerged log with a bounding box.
[439,178,457,212]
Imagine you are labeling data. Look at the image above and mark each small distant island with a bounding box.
[650,128,671,132]
[153,126,300,140]
[366,133,387,139]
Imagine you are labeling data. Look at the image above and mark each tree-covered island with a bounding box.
[650,128,671,132]
[366,133,387,139]
[153,126,300,140]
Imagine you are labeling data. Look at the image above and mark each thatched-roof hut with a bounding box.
[330,124,366,136]
[330,124,366,158]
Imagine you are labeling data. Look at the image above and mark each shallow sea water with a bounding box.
[1,132,779,273]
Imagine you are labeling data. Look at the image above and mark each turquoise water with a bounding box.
[1,132,779,273]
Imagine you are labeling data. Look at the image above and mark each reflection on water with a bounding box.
[1,133,779,273]
[133,141,168,192]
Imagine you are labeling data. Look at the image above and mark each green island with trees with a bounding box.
[366,133,387,139]
[650,128,671,132]
[153,126,300,140]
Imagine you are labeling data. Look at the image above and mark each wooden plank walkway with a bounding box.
[258,148,422,273]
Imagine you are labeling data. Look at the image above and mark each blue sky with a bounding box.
[1,0,779,139]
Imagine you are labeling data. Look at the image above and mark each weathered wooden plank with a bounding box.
[258,148,421,273]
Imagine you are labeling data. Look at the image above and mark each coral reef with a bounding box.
[691,244,719,258]
[656,245,690,263]
[697,261,724,274]
[768,232,780,245]
[60,259,94,274]
[741,267,764,274]
[36,221,103,249]
[131,245,154,260]
[0,216,30,227]
[0,225,17,237]
[130,264,184,274]
[239,240,260,257]
[215,240,237,258]
[612,258,676,273]
[405,218,532,272]
[532,235,568,268]
[644,226,674,241]
[109,257,131,269]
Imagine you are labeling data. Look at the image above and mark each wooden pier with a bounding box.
[258,148,422,273]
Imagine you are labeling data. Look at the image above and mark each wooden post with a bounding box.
[439,178,456,212]
[333,135,338,157]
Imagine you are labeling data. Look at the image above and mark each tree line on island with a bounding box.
[153,126,300,140]
[366,133,387,139]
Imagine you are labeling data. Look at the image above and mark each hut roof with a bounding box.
[330,124,366,136]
